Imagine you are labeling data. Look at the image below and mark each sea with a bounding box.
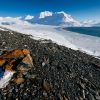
[64,27,100,37]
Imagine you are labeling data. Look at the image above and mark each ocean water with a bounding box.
[64,27,100,37]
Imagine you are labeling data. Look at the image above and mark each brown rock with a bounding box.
[0,59,5,66]
[22,54,34,68]
[43,80,52,92]
[0,49,33,71]
[0,49,33,85]
[14,77,25,84]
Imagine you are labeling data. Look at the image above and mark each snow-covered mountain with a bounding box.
[81,20,100,27]
[93,23,100,27]
[0,16,31,26]
[19,15,34,21]
[0,11,99,27]
[26,11,81,26]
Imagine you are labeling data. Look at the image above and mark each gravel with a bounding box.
[0,29,100,100]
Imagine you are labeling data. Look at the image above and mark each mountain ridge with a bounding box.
[0,11,99,27]
[26,11,82,26]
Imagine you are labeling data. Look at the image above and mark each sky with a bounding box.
[0,0,100,22]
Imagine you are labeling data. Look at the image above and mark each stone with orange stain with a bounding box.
[0,49,24,59]
[0,49,33,71]
[0,49,33,84]
[0,59,5,66]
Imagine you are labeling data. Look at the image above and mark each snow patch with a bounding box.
[0,71,14,88]
[0,27,5,31]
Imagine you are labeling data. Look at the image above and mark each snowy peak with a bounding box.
[39,11,53,18]
[19,15,34,21]
[24,15,34,20]
[55,11,81,26]
[27,11,81,26]
[0,11,100,27]
[56,11,74,22]
[0,11,82,26]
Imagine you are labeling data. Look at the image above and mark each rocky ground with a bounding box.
[0,29,100,100]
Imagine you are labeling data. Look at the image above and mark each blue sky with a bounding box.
[0,0,100,21]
